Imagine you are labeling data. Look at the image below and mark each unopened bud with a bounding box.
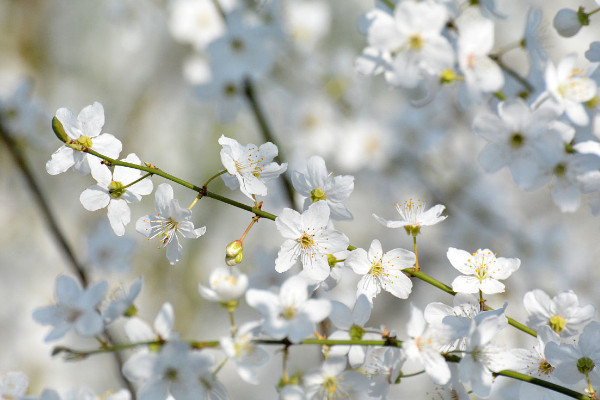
[226,241,243,266]
[51,116,69,143]
[226,252,243,266]
[226,240,243,257]
[553,8,584,38]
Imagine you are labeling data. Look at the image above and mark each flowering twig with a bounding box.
[75,147,538,338]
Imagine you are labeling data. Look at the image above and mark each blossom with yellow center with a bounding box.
[447,248,520,294]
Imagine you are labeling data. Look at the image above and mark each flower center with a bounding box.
[440,69,457,84]
[538,359,555,376]
[281,307,296,320]
[310,188,327,203]
[549,315,567,334]
[510,132,524,148]
[553,162,567,177]
[298,233,314,249]
[164,367,178,381]
[408,34,423,50]
[108,181,125,199]
[368,260,384,277]
[76,135,93,148]
[224,82,237,97]
[470,250,496,282]
[230,37,245,52]
[577,357,595,374]
[349,324,365,340]
[558,71,596,102]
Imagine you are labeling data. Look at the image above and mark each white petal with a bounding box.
[451,275,481,294]
[80,186,110,211]
[107,199,131,236]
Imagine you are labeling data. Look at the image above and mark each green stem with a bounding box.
[83,147,278,220]
[203,169,227,188]
[588,7,600,17]
[121,172,152,190]
[494,370,591,400]
[412,236,420,271]
[229,309,237,337]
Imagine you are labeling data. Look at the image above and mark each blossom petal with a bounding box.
[451,275,481,294]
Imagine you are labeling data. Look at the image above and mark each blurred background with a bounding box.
[1,0,600,398]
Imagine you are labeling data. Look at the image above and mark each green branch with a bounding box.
[494,370,591,400]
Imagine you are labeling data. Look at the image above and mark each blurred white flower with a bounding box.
[303,356,369,399]
[523,289,595,339]
[103,277,143,325]
[168,0,225,51]
[125,302,177,342]
[458,306,510,398]
[33,275,107,341]
[544,53,597,126]
[0,371,29,399]
[123,341,225,400]
[245,276,331,343]
[545,321,600,385]
[219,321,269,384]
[328,294,377,368]
[198,266,248,303]
[358,1,453,89]
[86,220,135,274]
[456,12,504,107]
[403,304,452,385]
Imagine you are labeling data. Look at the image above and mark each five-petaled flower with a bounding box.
[373,199,446,236]
[136,183,206,265]
[345,239,416,302]
[447,248,520,294]
[274,201,349,283]
[219,135,287,200]
[46,102,122,176]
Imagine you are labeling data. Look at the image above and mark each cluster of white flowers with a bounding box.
[5,0,600,399]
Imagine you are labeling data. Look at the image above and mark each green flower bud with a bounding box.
[51,116,69,143]
[226,240,243,258]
